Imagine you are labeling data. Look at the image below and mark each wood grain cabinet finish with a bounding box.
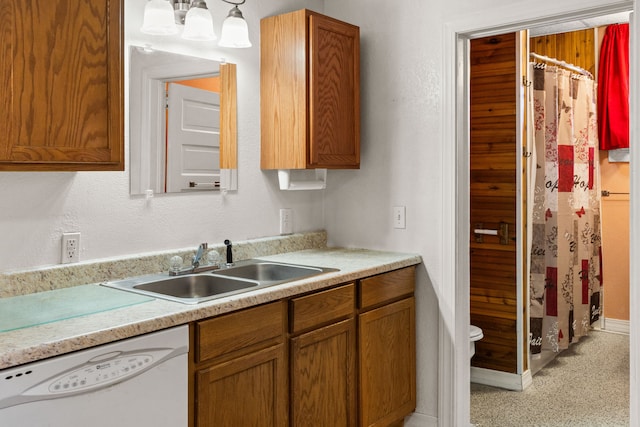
[359,267,416,311]
[290,282,355,333]
[290,284,356,426]
[358,267,416,427]
[196,344,287,427]
[196,301,285,363]
[0,1,123,171]
[191,301,288,427]
[260,9,360,170]
[190,268,416,427]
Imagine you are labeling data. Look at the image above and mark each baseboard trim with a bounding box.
[603,317,630,335]
[404,412,438,427]
[470,367,533,391]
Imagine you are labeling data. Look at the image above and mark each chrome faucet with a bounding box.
[192,243,207,268]
[169,242,220,276]
[224,239,234,267]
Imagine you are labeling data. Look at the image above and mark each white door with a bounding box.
[166,83,220,192]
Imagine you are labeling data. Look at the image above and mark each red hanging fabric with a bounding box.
[598,23,629,150]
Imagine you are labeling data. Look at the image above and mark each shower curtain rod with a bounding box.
[530,52,594,79]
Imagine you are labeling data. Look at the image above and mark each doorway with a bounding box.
[439,2,637,425]
[468,21,630,384]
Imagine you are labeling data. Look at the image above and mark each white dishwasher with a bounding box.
[0,325,189,427]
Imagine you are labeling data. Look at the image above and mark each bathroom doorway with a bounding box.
[469,18,631,384]
[439,2,637,425]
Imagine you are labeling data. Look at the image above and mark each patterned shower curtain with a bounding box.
[528,63,603,355]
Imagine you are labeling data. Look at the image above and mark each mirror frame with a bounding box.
[129,46,237,195]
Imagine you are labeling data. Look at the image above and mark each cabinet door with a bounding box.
[291,318,356,427]
[196,344,287,427]
[359,297,416,427]
[0,1,123,171]
[309,13,360,169]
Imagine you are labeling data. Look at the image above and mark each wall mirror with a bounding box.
[129,46,237,195]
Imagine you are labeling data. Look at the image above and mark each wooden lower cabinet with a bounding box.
[196,344,287,426]
[289,283,357,426]
[291,318,356,426]
[359,297,416,427]
[190,267,416,427]
[358,266,417,427]
[191,301,288,427]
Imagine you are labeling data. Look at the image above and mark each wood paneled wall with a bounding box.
[530,29,597,75]
[469,33,519,373]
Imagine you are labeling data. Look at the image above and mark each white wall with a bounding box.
[322,0,635,424]
[0,0,325,273]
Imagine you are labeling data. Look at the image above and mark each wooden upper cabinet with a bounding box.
[0,1,123,171]
[260,9,360,170]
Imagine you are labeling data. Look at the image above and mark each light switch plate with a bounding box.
[393,206,406,229]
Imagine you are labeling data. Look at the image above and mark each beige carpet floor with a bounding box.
[471,330,629,426]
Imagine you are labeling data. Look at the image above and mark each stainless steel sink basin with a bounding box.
[135,274,258,299]
[102,273,259,304]
[102,259,338,304]
[214,261,334,285]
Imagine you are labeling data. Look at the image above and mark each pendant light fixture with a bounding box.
[141,0,249,48]
[182,0,216,41]
[141,0,178,35]
[218,0,252,48]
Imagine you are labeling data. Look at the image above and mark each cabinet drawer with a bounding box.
[359,267,415,310]
[290,283,355,334]
[196,301,285,363]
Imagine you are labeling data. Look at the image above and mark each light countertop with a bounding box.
[0,248,421,370]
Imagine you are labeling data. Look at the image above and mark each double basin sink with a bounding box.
[102,260,338,304]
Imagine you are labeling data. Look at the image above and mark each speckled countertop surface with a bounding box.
[0,247,421,370]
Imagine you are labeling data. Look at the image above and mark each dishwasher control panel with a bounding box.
[47,353,154,393]
[18,347,178,400]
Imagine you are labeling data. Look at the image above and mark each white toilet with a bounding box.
[469,325,484,358]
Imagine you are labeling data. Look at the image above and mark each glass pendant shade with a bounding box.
[141,0,178,35]
[218,6,252,48]
[182,5,217,40]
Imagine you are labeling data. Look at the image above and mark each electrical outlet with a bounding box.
[393,206,406,229]
[280,208,293,235]
[61,232,81,264]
